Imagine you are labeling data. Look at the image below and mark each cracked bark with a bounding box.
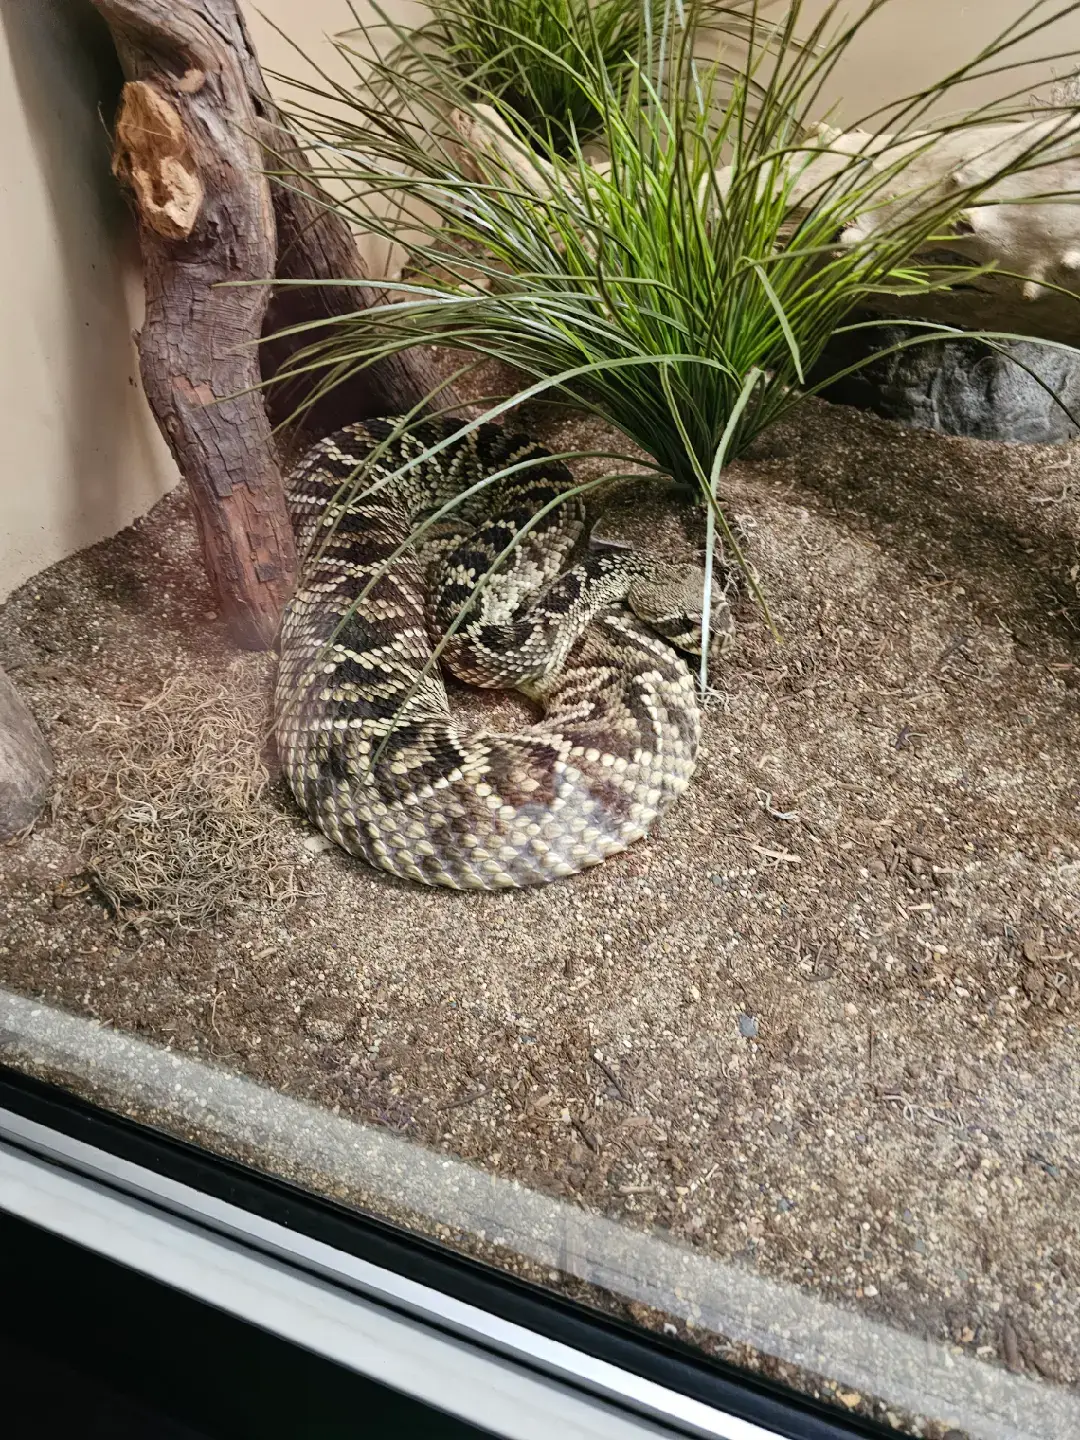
[257,122,454,440]
[93,0,456,648]
[94,0,294,649]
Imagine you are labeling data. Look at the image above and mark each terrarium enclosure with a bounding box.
[2,4,1080,1437]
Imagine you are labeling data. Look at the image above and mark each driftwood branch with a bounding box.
[449,104,559,198]
[454,104,1080,345]
[735,118,1080,345]
[256,123,455,438]
[95,0,460,649]
[95,0,295,650]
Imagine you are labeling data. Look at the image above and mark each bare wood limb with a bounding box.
[449,104,558,197]
[730,119,1080,345]
[95,0,462,651]
[256,122,457,438]
[451,102,1080,346]
[94,0,296,650]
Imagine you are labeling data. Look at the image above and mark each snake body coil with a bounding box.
[275,418,727,890]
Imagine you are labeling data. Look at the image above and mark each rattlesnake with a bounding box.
[274,417,735,890]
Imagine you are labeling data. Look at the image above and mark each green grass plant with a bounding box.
[265,0,1080,677]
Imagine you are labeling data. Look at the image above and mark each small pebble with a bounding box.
[304,1016,346,1043]
[738,1013,758,1038]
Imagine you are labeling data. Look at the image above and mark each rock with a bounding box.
[0,667,53,841]
[812,321,1080,443]
[304,1014,347,1043]
[737,1012,759,1038]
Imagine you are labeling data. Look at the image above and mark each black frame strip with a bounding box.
[0,1062,897,1440]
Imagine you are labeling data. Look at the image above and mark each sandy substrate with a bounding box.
[1,396,1078,1436]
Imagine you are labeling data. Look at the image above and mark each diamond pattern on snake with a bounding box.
[274,417,738,890]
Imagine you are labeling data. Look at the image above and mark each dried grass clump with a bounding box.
[79,662,302,929]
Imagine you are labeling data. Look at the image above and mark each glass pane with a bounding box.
[2,3,1078,1439]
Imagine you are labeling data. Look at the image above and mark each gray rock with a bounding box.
[738,1012,759,1039]
[812,321,1080,443]
[0,667,53,841]
[304,1013,348,1043]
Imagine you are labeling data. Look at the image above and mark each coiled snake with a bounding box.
[274,418,735,890]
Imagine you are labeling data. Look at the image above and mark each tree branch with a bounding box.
[95,0,295,650]
[94,0,460,648]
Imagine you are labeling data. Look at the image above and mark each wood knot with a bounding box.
[112,80,203,240]
[176,68,207,95]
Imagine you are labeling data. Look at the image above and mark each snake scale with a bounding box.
[274,417,735,890]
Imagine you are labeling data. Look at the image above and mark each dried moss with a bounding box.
[79,662,302,928]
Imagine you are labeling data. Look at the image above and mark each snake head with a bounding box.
[627,563,736,657]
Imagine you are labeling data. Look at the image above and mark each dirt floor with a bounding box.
[1,394,1078,1435]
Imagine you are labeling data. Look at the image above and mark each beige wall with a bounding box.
[2,0,1078,601]
[244,0,432,278]
[800,0,1080,124]
[0,0,385,603]
[0,1,177,601]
